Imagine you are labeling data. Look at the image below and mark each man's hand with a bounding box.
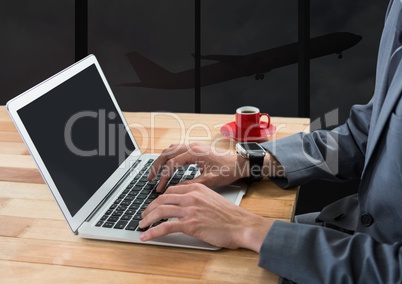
[139,183,273,252]
[148,142,249,192]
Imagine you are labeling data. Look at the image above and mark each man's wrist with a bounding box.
[239,214,274,253]
[262,152,285,178]
[236,154,251,179]
[235,150,285,180]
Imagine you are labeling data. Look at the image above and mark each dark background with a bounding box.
[0,0,390,213]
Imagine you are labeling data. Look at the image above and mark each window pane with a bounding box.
[88,0,195,112]
[200,1,298,117]
[0,1,74,105]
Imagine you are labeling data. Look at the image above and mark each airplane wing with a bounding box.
[192,54,245,62]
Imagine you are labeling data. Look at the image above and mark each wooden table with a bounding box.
[0,106,309,283]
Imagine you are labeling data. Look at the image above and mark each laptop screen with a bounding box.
[17,64,136,217]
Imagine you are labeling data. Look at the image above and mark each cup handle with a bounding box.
[259,113,270,129]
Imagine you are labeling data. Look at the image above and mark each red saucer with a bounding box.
[220,121,276,142]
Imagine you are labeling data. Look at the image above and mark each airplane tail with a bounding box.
[126,51,173,82]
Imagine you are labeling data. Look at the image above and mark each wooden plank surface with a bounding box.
[0,106,309,283]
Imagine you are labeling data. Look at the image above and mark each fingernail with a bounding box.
[140,233,147,241]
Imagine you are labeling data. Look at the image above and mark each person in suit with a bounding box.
[140,0,402,282]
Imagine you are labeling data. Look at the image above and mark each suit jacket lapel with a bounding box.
[364,1,402,168]
[364,59,402,169]
[371,1,399,117]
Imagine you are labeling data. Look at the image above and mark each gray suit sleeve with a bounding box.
[259,221,402,284]
[260,99,372,188]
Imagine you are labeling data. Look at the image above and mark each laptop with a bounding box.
[6,54,247,250]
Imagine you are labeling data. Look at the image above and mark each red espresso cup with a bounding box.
[235,106,270,138]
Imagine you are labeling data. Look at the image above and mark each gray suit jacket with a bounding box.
[258,1,402,283]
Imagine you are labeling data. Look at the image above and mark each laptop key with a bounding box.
[137,194,147,199]
[133,214,142,221]
[129,204,140,210]
[125,220,139,231]
[120,200,131,206]
[121,215,131,221]
[137,226,149,232]
[141,189,151,195]
[127,190,139,196]
[169,179,180,186]
[148,193,159,199]
[151,219,167,228]
[107,216,119,222]
[116,205,127,211]
[132,185,143,191]
[143,184,154,191]
[102,222,115,228]
[114,221,128,229]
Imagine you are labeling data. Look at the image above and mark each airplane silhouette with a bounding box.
[120,32,362,89]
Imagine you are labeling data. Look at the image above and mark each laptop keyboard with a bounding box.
[95,159,198,232]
